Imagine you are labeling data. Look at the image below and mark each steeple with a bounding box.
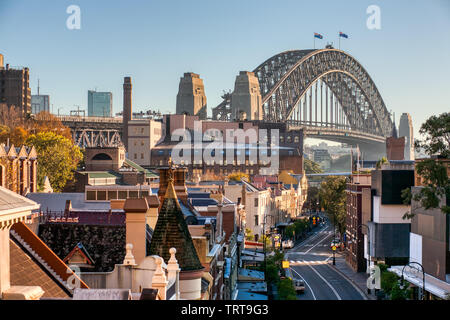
[148,168,203,272]
[391,112,398,138]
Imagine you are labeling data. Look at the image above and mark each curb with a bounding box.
[327,260,372,300]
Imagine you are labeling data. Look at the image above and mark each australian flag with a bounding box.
[314,33,323,39]
[339,32,349,38]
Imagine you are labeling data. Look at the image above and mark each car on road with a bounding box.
[282,239,294,249]
[293,279,305,293]
[330,239,342,248]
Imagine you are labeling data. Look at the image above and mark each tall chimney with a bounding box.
[123,77,132,151]
[124,197,149,265]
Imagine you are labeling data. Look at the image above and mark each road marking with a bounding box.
[325,263,368,300]
[303,231,332,254]
[290,267,317,300]
[303,260,342,300]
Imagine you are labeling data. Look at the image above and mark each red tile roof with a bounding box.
[11,222,89,293]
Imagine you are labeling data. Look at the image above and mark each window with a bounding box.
[134,153,137,159]
[86,191,96,201]
[254,198,258,207]
[141,141,144,146]
[118,191,128,199]
[97,191,107,201]
[108,190,118,200]
[254,215,259,226]
[141,153,144,159]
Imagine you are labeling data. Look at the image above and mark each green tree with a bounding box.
[227,171,249,182]
[277,278,297,300]
[375,156,389,169]
[26,131,83,192]
[319,176,347,238]
[304,158,323,174]
[402,112,450,218]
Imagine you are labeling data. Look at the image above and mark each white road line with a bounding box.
[303,231,332,254]
[325,263,368,300]
[290,267,317,300]
[303,260,342,300]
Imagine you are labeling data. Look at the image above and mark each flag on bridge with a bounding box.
[339,32,349,38]
[314,33,323,39]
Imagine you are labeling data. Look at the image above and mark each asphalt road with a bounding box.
[285,220,366,300]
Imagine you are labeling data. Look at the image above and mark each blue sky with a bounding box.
[0,0,449,140]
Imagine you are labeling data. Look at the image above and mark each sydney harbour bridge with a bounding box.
[61,47,393,159]
[212,47,393,158]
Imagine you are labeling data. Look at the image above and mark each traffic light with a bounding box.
[313,217,316,225]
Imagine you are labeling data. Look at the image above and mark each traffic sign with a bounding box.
[282,260,290,268]
[332,245,337,251]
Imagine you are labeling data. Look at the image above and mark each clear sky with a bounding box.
[0,0,449,140]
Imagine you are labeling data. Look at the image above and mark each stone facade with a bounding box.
[231,71,263,121]
[176,73,207,120]
[0,144,38,196]
[0,55,31,117]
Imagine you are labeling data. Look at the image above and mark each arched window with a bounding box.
[92,153,113,161]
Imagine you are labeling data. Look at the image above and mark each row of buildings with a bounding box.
[0,137,308,300]
[344,157,450,299]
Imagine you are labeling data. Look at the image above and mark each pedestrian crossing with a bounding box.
[289,260,329,266]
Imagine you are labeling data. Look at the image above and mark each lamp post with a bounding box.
[401,262,426,300]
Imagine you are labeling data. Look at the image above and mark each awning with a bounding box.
[388,266,450,300]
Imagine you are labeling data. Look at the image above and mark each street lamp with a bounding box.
[401,262,426,300]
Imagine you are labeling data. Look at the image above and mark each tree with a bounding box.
[375,156,389,169]
[319,176,347,238]
[25,132,83,192]
[304,158,323,174]
[402,112,450,218]
[227,171,249,182]
[277,278,297,300]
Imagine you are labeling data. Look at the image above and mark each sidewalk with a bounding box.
[329,254,377,300]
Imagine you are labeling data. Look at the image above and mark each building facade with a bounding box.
[0,144,38,196]
[88,90,113,117]
[0,54,31,117]
[31,95,50,115]
[345,174,371,272]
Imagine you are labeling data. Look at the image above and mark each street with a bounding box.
[285,219,367,300]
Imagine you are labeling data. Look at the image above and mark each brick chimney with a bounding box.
[124,197,149,265]
[158,167,188,207]
[123,77,132,151]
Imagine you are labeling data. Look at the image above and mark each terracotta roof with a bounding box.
[10,222,89,295]
[148,179,203,272]
[9,239,69,299]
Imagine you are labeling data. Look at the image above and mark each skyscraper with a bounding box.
[399,113,414,160]
[87,90,113,117]
[0,53,31,117]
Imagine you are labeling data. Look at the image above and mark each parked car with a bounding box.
[293,278,305,293]
[282,239,294,249]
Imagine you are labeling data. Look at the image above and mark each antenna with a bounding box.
[37,78,40,96]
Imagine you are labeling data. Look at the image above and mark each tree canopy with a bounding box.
[319,176,347,237]
[304,158,323,174]
[403,112,450,217]
[25,132,83,192]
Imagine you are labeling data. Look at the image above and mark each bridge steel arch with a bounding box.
[255,49,392,137]
[214,48,393,140]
